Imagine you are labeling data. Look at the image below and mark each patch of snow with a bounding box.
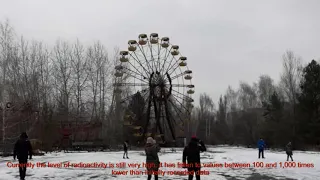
[0,146,319,179]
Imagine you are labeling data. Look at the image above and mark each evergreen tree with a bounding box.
[128,91,146,126]
[297,60,320,145]
[262,91,287,146]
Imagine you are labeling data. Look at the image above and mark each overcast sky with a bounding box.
[1,0,320,104]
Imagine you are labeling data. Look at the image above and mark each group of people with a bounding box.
[257,138,294,161]
[13,132,294,180]
[123,135,207,180]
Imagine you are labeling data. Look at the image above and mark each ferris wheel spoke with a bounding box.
[125,72,149,83]
[161,56,175,76]
[157,43,162,71]
[140,44,152,71]
[171,88,192,100]
[155,44,166,72]
[136,45,154,73]
[171,84,193,87]
[168,64,180,76]
[114,82,148,87]
[164,46,173,62]
[159,47,173,73]
[129,53,151,75]
[163,99,176,139]
[158,49,168,73]
[170,93,191,114]
[167,99,186,125]
[171,72,185,80]
[123,66,147,80]
[166,58,180,75]
[159,47,168,68]
[147,41,158,72]
[160,52,174,73]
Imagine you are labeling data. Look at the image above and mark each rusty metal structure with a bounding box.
[113,33,194,146]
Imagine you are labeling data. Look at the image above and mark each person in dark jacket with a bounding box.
[182,136,206,180]
[123,140,129,159]
[286,142,293,161]
[13,132,33,180]
[257,138,265,159]
[145,137,160,180]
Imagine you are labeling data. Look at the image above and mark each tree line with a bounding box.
[193,51,320,150]
[0,20,122,151]
[1,20,319,151]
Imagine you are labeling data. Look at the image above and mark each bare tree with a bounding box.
[70,39,88,121]
[238,81,259,110]
[279,50,303,144]
[225,86,238,113]
[258,75,275,105]
[190,106,200,135]
[0,19,16,155]
[280,50,302,105]
[198,93,214,140]
[86,42,110,121]
[52,40,74,122]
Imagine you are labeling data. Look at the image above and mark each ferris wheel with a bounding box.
[113,33,194,144]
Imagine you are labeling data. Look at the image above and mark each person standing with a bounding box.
[286,142,293,161]
[145,137,160,180]
[123,140,129,159]
[257,138,266,159]
[13,132,33,180]
[182,136,206,180]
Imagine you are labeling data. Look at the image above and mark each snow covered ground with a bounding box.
[0,146,319,180]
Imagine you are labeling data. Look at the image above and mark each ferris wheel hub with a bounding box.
[150,72,171,100]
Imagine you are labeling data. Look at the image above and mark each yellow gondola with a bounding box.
[120,51,129,62]
[179,56,187,61]
[179,62,187,67]
[150,33,159,44]
[161,37,169,48]
[171,45,179,56]
[138,34,147,45]
[128,40,137,51]
[187,89,195,94]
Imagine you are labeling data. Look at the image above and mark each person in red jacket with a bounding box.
[13,132,33,180]
[182,135,206,180]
